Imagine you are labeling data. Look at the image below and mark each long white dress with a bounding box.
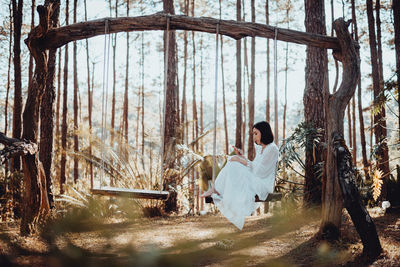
[212,143,279,230]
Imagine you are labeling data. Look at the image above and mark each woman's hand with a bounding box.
[232,146,243,156]
[229,155,247,166]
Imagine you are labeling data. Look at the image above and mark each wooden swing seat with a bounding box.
[91,186,169,200]
[205,192,282,204]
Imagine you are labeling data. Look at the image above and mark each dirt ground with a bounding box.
[0,206,399,267]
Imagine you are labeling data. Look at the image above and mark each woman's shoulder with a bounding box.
[267,142,279,154]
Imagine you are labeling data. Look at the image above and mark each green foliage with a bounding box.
[279,121,324,174]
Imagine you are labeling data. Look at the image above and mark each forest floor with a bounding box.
[0,205,399,267]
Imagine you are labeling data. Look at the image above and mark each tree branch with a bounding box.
[31,13,340,50]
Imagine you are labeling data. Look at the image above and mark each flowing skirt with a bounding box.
[212,160,258,230]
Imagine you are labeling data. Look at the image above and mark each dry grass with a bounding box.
[0,207,399,267]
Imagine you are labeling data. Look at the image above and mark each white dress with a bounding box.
[212,143,279,230]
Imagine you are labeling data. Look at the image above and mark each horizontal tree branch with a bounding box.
[32,12,341,50]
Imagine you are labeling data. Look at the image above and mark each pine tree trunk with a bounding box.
[83,0,93,187]
[163,0,178,212]
[394,0,400,138]
[60,0,69,194]
[352,0,369,180]
[367,0,389,200]
[180,0,188,145]
[235,0,242,149]
[347,105,352,148]
[5,2,13,136]
[56,49,61,148]
[111,0,118,151]
[303,0,327,207]
[141,32,145,156]
[221,35,229,154]
[21,0,60,235]
[265,0,270,122]
[11,0,23,172]
[321,18,360,241]
[73,0,79,183]
[247,0,255,160]
[28,0,35,89]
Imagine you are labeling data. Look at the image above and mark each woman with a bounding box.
[201,121,279,230]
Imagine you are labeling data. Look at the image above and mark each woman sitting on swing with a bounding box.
[201,121,279,230]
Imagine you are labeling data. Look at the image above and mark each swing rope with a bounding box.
[100,19,111,189]
[160,16,170,192]
[212,23,220,184]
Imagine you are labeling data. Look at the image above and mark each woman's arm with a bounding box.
[229,155,249,166]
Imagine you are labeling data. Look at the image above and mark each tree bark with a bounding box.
[303,0,327,207]
[333,132,382,258]
[351,0,369,180]
[55,49,61,148]
[28,0,35,91]
[181,0,188,144]
[235,0,242,149]
[39,34,58,211]
[163,0,178,213]
[21,0,60,235]
[83,0,94,187]
[11,0,24,172]
[247,0,255,160]
[394,0,400,138]
[73,0,79,183]
[60,0,69,194]
[32,14,341,50]
[111,0,117,152]
[5,2,13,136]
[265,0,270,122]
[367,0,389,200]
[352,97,356,165]
[321,18,360,240]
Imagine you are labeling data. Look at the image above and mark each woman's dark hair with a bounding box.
[253,121,274,145]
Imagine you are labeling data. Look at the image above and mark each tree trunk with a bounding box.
[55,48,61,148]
[39,0,59,209]
[367,0,389,200]
[394,0,400,138]
[352,97,356,165]
[141,32,145,156]
[28,0,35,91]
[11,0,23,172]
[303,0,327,207]
[163,0,178,213]
[21,0,60,235]
[321,18,360,240]
[73,0,79,183]
[109,0,116,152]
[333,132,382,258]
[352,0,369,180]
[5,2,13,136]
[235,0,242,149]
[60,0,69,194]
[347,105,352,148]
[181,0,188,144]
[83,0,93,187]
[265,0,270,122]
[221,35,229,154]
[247,0,255,160]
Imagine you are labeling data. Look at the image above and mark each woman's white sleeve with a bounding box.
[253,145,279,178]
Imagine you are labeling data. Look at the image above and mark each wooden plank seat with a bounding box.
[205,192,282,204]
[91,186,169,200]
